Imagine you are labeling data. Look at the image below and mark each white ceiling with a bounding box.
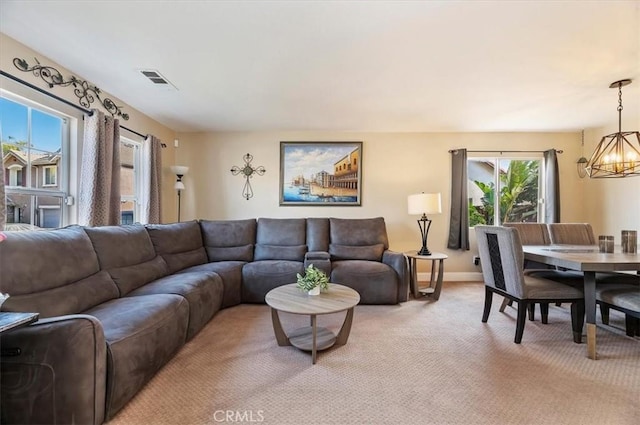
[1,0,639,133]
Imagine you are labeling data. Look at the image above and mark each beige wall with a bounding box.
[6,32,636,278]
[0,33,179,222]
[175,131,586,276]
[583,113,640,237]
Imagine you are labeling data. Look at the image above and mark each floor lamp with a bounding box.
[170,165,189,222]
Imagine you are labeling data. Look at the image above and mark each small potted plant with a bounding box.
[296,264,329,296]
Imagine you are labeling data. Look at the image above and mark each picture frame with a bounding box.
[279,141,362,206]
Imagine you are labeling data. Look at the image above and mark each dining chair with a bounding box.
[597,282,640,337]
[475,226,585,344]
[500,223,552,317]
[547,223,596,245]
[499,223,581,320]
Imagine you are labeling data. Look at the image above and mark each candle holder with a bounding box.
[621,230,637,253]
[598,235,614,253]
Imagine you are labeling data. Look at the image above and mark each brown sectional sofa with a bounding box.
[0,217,408,424]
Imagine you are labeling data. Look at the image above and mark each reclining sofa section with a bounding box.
[0,216,408,424]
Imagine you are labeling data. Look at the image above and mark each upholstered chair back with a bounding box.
[0,226,119,317]
[84,224,169,296]
[475,226,527,299]
[254,218,307,261]
[548,223,596,245]
[199,219,256,262]
[146,220,208,273]
[306,217,330,252]
[502,223,551,245]
[328,217,389,261]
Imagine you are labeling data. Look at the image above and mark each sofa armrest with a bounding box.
[382,250,409,302]
[1,314,107,425]
[304,251,332,277]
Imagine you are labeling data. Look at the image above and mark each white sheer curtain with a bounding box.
[78,110,121,226]
[140,135,162,224]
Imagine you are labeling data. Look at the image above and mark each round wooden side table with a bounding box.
[404,251,448,300]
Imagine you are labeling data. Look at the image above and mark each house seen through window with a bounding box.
[468,157,543,227]
[120,138,141,224]
[1,95,68,230]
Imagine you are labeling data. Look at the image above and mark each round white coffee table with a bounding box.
[265,283,360,364]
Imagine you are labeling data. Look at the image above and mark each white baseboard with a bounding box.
[416,272,483,282]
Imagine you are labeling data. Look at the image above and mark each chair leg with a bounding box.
[540,303,549,324]
[600,304,610,325]
[624,315,639,337]
[570,301,585,344]
[482,287,493,323]
[515,301,528,344]
[499,297,511,312]
[527,303,536,321]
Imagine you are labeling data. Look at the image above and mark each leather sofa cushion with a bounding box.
[329,217,389,248]
[146,220,208,273]
[2,270,118,318]
[108,256,169,296]
[85,224,157,269]
[256,218,306,245]
[127,272,224,340]
[330,260,399,304]
[242,260,305,303]
[254,244,307,261]
[206,244,254,262]
[84,294,189,420]
[200,219,256,262]
[179,261,245,308]
[329,243,384,261]
[85,224,169,295]
[0,226,119,317]
[307,218,330,252]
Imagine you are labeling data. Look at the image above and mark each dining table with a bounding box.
[523,245,640,360]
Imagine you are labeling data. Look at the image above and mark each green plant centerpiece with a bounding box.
[296,264,330,295]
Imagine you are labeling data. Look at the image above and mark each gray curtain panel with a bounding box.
[447,148,470,250]
[544,149,560,223]
[78,110,121,226]
[0,143,6,230]
[142,135,163,224]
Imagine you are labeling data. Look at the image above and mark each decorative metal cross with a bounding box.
[230,153,266,200]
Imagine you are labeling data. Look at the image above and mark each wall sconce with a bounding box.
[407,192,442,256]
[585,79,640,178]
[170,165,189,222]
[576,130,588,178]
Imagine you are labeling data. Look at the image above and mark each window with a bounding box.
[1,95,69,230]
[120,138,141,224]
[43,165,57,186]
[468,157,542,227]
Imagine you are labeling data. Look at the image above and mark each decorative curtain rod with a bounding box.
[0,69,159,144]
[449,149,563,154]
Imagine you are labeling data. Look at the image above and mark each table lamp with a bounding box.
[408,192,442,256]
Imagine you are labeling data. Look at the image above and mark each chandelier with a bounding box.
[585,79,640,178]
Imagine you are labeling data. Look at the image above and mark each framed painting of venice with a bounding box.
[279,141,362,206]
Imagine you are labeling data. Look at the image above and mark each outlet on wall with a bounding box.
[473,255,480,266]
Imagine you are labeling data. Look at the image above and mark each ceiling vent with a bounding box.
[138,69,178,91]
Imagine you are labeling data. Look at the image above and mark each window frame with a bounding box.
[467,155,545,227]
[43,165,58,187]
[1,91,71,229]
[119,137,142,224]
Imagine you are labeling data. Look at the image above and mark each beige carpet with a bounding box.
[108,282,639,425]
